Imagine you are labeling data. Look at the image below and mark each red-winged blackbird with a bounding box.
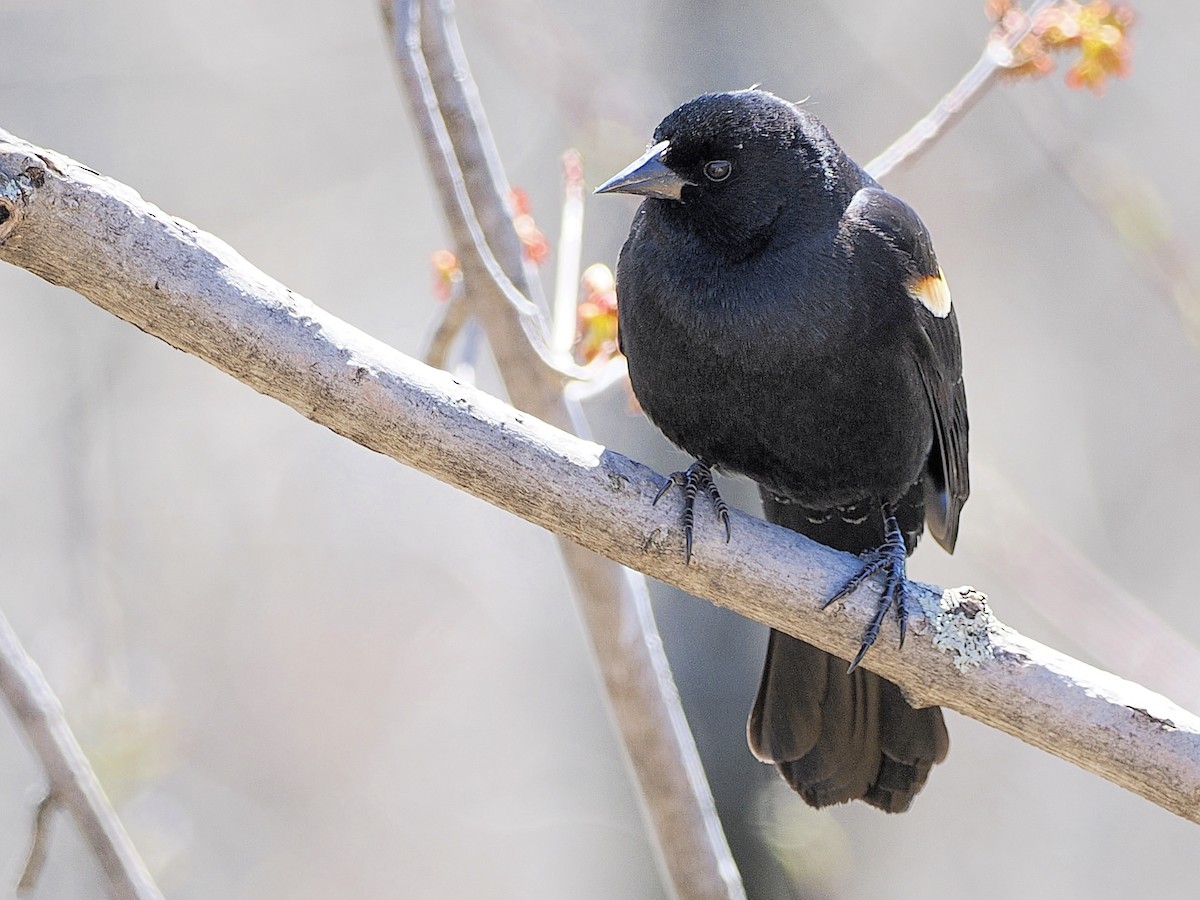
[597,89,968,812]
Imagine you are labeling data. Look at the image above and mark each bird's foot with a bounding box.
[653,460,731,564]
[821,509,910,673]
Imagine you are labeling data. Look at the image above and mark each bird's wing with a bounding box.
[844,187,970,552]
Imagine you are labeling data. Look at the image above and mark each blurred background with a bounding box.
[1,0,1198,897]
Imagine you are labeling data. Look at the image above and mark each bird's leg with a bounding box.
[653,460,731,564]
[820,505,909,673]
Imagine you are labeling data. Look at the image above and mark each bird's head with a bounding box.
[597,90,841,253]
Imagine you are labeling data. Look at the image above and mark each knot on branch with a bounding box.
[0,146,55,240]
[0,193,17,241]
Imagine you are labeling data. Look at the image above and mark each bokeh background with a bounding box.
[2,0,1198,897]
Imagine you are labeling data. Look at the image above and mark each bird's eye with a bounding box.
[703,160,732,182]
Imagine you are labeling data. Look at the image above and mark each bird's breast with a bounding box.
[619,267,932,507]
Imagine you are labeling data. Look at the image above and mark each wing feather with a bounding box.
[845,187,970,550]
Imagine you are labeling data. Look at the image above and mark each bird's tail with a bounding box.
[752,487,949,811]
[747,629,947,812]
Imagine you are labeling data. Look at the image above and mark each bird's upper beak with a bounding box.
[594,141,693,201]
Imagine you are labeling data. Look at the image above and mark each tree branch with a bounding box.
[2,131,1199,828]
[866,0,1057,180]
[0,607,164,900]
[16,790,55,893]
[389,3,747,897]
[422,283,470,369]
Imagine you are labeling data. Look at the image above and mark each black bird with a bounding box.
[597,89,968,812]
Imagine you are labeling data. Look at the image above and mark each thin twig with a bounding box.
[16,789,56,894]
[423,282,470,369]
[866,0,1057,180]
[1007,90,1200,347]
[0,606,163,900]
[553,149,585,355]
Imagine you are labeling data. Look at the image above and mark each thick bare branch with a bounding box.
[0,607,164,900]
[2,131,1199,826]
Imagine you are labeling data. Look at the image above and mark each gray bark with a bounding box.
[2,127,1199,841]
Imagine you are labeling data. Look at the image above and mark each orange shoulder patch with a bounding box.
[907,270,952,318]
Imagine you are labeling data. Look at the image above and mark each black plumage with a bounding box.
[597,89,968,812]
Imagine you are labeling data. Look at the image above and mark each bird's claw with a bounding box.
[654,460,730,563]
[821,511,910,673]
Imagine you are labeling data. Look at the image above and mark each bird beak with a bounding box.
[595,141,693,201]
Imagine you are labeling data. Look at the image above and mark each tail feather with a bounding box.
[774,645,882,808]
[747,626,824,761]
[753,486,949,812]
[749,631,947,812]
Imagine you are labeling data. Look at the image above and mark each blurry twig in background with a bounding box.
[971,462,1200,713]
[553,149,587,355]
[424,261,469,370]
[868,0,1133,180]
[1075,156,1200,346]
[16,790,54,893]
[867,0,1056,179]
[1010,94,1200,347]
[0,609,163,900]
[385,1,747,898]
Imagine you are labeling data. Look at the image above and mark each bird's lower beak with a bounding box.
[595,141,692,201]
